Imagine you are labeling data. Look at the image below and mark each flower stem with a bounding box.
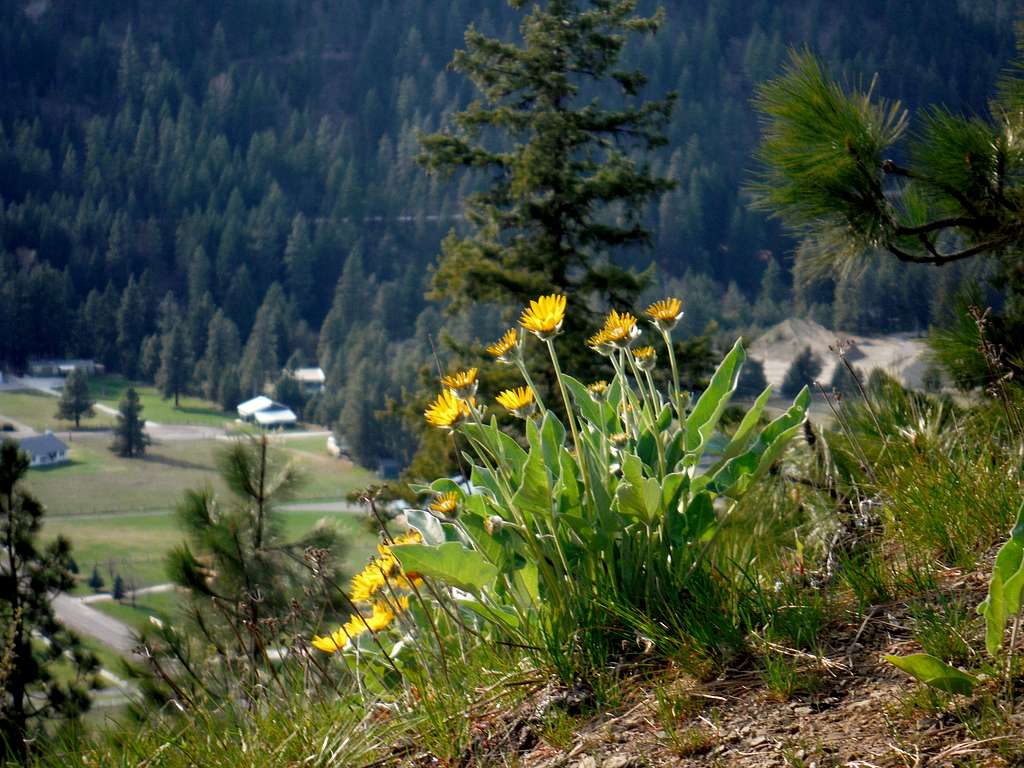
[660,328,683,420]
[515,359,547,416]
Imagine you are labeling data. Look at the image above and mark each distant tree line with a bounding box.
[0,0,1015,471]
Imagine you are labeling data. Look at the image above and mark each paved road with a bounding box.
[52,594,143,659]
[81,582,178,604]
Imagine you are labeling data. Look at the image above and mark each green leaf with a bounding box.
[511,437,551,520]
[404,509,446,545]
[700,387,809,499]
[717,385,773,464]
[540,411,566,478]
[685,339,745,455]
[978,501,1024,656]
[884,654,976,695]
[391,542,499,596]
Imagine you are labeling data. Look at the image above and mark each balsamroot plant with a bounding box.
[316,294,809,676]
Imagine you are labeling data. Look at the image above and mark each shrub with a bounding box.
[312,295,810,682]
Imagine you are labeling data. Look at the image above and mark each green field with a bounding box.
[24,433,376,514]
[0,389,116,432]
[46,507,381,588]
[90,375,234,427]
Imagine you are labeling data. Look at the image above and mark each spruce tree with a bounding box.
[111,387,150,457]
[418,0,676,373]
[55,368,95,429]
[116,276,146,379]
[0,441,98,760]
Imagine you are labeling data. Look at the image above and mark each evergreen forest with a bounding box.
[0,0,1016,469]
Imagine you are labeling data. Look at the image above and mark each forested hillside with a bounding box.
[0,0,1015,468]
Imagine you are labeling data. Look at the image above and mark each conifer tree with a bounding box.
[157,319,190,407]
[0,441,97,760]
[111,387,150,457]
[55,368,95,429]
[116,276,146,378]
[781,346,823,398]
[162,435,344,700]
[418,0,676,371]
[199,310,242,403]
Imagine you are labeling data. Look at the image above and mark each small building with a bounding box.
[236,396,298,429]
[252,405,298,428]
[289,367,326,394]
[237,396,276,420]
[27,359,98,377]
[18,432,69,467]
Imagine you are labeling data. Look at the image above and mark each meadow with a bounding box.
[22,432,375,515]
[0,389,116,431]
[46,506,381,590]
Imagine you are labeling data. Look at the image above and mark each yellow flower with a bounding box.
[349,556,394,603]
[389,529,423,548]
[520,294,567,339]
[312,599,404,653]
[441,368,479,400]
[495,386,536,418]
[430,492,460,518]
[633,345,656,371]
[587,328,615,356]
[486,328,519,364]
[587,380,609,401]
[425,390,471,430]
[602,309,641,348]
[646,298,684,332]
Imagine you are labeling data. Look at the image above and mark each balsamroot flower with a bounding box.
[587,328,615,356]
[312,598,410,653]
[486,328,519,363]
[602,309,641,348]
[441,368,479,400]
[646,298,684,332]
[633,346,657,371]
[425,390,471,430]
[311,530,423,653]
[430,492,460,518]
[587,380,609,401]
[520,294,567,339]
[496,386,536,418]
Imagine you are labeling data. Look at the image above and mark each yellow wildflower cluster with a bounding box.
[311,530,423,654]
[430,491,460,518]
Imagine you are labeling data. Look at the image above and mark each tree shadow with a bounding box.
[137,452,214,473]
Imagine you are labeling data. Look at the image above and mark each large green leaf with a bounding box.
[391,542,499,596]
[540,411,567,479]
[884,654,976,695]
[684,339,745,455]
[404,508,446,545]
[511,434,551,519]
[463,420,528,485]
[700,387,809,499]
[716,385,773,465]
[978,501,1024,657]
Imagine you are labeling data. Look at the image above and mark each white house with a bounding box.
[236,396,297,428]
[18,433,69,467]
[289,367,326,393]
